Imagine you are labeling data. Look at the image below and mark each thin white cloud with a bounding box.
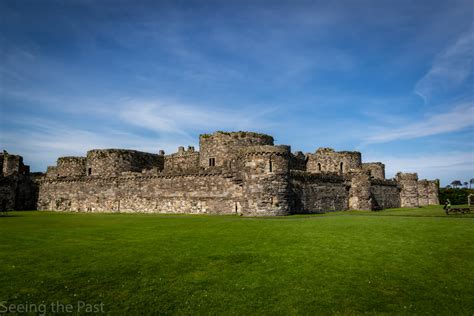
[415,27,474,103]
[0,116,196,172]
[1,97,277,172]
[366,102,474,143]
[118,99,276,137]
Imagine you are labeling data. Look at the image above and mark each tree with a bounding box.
[445,185,452,189]
[470,178,474,189]
[464,182,469,188]
[451,180,462,188]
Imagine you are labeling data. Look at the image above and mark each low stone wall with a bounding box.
[37,171,244,215]
[290,171,349,213]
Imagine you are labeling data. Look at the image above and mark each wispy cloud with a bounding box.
[118,98,276,137]
[2,0,473,186]
[365,102,474,143]
[414,27,474,103]
[0,116,191,171]
[1,97,278,171]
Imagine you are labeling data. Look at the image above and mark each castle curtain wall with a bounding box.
[290,171,349,213]
[38,172,244,215]
[370,180,401,209]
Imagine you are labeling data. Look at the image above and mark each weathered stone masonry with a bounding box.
[0,151,37,211]
[1,131,439,214]
[37,171,244,215]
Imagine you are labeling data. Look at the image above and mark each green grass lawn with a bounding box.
[0,206,473,314]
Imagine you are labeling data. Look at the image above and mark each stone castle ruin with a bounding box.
[0,151,38,211]
[1,131,439,215]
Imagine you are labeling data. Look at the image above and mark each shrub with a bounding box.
[439,188,474,205]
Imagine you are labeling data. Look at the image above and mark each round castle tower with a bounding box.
[199,131,274,169]
[86,149,163,177]
[239,145,291,216]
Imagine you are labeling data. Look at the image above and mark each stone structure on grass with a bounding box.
[0,151,38,211]
[1,131,440,215]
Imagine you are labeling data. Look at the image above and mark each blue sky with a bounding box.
[1,0,473,185]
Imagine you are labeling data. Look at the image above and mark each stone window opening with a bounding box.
[209,158,216,167]
[87,168,92,176]
[269,160,273,172]
[340,162,344,174]
[317,163,321,171]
